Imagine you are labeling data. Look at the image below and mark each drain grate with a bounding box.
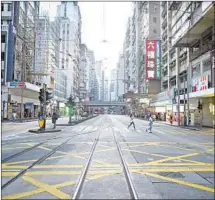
[158,172,184,178]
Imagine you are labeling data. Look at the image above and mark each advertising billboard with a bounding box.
[145,40,161,80]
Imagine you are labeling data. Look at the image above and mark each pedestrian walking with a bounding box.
[12,111,16,122]
[52,112,59,129]
[146,115,153,133]
[127,113,136,130]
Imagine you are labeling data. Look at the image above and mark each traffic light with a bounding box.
[67,96,75,107]
[46,90,53,102]
[38,89,44,102]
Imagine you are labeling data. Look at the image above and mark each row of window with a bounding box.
[1,3,12,12]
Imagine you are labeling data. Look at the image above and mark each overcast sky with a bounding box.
[40,2,132,75]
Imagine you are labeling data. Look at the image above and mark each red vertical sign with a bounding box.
[145,40,156,80]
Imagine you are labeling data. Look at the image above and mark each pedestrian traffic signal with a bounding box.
[38,89,44,102]
[46,90,53,102]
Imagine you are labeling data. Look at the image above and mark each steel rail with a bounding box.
[112,129,139,199]
[72,132,101,199]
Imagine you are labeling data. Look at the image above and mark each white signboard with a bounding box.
[199,75,208,91]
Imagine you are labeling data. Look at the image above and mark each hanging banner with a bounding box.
[145,40,161,80]
[156,40,161,79]
[145,40,156,80]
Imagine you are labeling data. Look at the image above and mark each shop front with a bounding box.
[7,82,40,120]
[150,91,172,121]
[189,87,214,127]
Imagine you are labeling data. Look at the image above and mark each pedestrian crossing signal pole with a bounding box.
[38,84,47,130]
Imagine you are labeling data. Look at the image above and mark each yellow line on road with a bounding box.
[135,167,214,173]
[2,147,27,150]
[2,179,76,199]
[22,176,70,199]
[144,172,215,193]
[129,163,214,167]
[27,144,111,166]
[2,164,122,169]
[2,168,214,177]
[2,170,121,176]
[122,148,206,165]
[146,148,215,165]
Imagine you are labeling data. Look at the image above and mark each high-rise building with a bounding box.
[1,1,41,120]
[123,2,161,95]
[110,68,117,101]
[116,54,125,101]
[151,2,214,127]
[34,14,66,113]
[57,1,81,99]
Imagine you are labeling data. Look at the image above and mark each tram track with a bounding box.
[112,128,139,199]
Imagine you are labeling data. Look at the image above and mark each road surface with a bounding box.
[1,115,214,199]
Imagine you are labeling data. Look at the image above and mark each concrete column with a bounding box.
[167,2,170,90]
[176,47,181,126]
[135,2,140,93]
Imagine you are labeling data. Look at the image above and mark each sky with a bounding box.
[40,1,132,76]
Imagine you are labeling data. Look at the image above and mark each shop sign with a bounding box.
[145,40,161,80]
[8,81,25,88]
[199,75,208,90]
[192,75,209,92]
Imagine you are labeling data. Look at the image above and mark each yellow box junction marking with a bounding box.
[22,176,70,199]
[122,148,206,165]
[144,172,215,193]
[2,179,76,199]
[146,148,215,165]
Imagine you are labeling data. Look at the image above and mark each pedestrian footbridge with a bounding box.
[82,101,126,107]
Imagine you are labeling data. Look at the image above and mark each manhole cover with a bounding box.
[158,172,184,178]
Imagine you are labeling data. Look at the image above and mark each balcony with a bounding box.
[172,3,214,48]
[162,76,169,81]
[179,64,186,73]
[170,68,176,77]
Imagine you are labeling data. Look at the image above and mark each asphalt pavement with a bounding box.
[1,115,214,199]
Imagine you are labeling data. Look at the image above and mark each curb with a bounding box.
[154,122,201,131]
[29,129,61,133]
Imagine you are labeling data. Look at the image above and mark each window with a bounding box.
[1,3,4,11]
[153,29,157,34]
[8,3,12,11]
[154,6,157,12]
[1,35,5,43]
[202,58,211,72]
[192,63,200,77]
[1,52,5,61]
[153,17,157,23]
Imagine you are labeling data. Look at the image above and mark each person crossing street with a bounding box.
[146,115,153,133]
[127,113,136,130]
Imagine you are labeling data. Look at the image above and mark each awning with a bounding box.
[189,88,214,98]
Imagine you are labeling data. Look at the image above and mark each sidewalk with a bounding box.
[154,120,214,134]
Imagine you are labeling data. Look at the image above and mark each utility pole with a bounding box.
[20,4,27,122]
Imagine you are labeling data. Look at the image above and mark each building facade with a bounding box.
[123,2,161,95]
[1,1,41,120]
[151,2,215,127]
[57,1,81,99]
[116,54,125,101]
[110,68,117,101]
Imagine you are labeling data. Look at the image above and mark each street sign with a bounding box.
[8,81,25,88]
